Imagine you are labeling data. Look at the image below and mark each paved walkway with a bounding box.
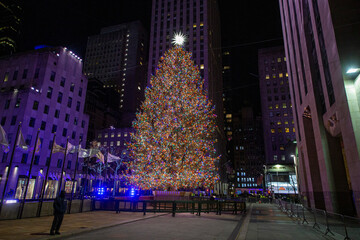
[0,203,340,240]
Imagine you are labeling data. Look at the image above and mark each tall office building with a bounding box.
[259,46,297,196]
[279,0,360,216]
[0,47,89,199]
[0,0,22,56]
[231,107,264,194]
[84,21,148,127]
[148,0,225,183]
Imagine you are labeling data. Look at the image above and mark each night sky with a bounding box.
[19,0,283,113]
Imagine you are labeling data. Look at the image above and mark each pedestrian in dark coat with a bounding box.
[50,190,67,235]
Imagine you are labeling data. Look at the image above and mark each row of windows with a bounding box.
[267,95,291,102]
[273,155,287,161]
[265,72,288,79]
[264,57,286,64]
[98,132,130,138]
[268,103,292,109]
[237,178,255,182]
[270,128,295,133]
[101,141,127,147]
[270,119,294,125]
[2,68,40,83]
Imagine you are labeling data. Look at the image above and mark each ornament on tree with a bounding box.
[127,40,219,190]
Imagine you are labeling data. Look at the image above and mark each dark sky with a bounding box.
[19,0,283,113]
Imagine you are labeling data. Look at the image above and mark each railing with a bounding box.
[276,199,360,240]
[92,199,246,217]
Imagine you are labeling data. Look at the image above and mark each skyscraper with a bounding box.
[84,21,148,127]
[279,0,360,216]
[0,0,22,56]
[148,0,225,183]
[0,47,89,199]
[259,46,297,196]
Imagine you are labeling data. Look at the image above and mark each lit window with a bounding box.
[226,114,232,119]
[111,133,114,138]
[124,133,128,137]
[280,145,284,150]
[286,72,288,77]
[223,66,230,70]
[110,141,114,146]
[277,58,281,62]
[104,142,107,146]
[284,57,286,61]
[285,120,289,124]
[271,129,275,134]
[200,22,204,26]
[277,121,281,125]
[117,141,120,146]
[279,73,283,78]
[104,133,108,138]
[268,105,273,109]
[281,155,286,161]
[293,128,296,132]
[272,74,276,78]
[200,64,204,69]
[282,103,287,108]
[224,51,230,55]
[117,132,121,137]
[193,24,197,28]
[275,104,279,109]
[265,74,270,79]
[285,128,290,133]
[274,155,278,161]
[98,134,102,138]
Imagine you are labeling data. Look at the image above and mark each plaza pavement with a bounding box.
[0,203,341,240]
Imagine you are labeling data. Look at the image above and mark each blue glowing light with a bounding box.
[130,188,135,197]
[98,187,105,195]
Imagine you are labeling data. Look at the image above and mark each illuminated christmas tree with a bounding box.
[127,34,219,190]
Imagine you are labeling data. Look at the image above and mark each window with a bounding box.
[285,128,290,133]
[22,69,28,79]
[117,132,121,137]
[46,157,50,166]
[279,73,283,78]
[4,99,10,109]
[47,87,53,98]
[81,120,85,128]
[11,116,17,125]
[57,92,63,103]
[4,72,9,82]
[1,117,6,125]
[29,118,35,127]
[13,70,18,80]
[110,141,114,146]
[57,159,62,168]
[278,128,282,133]
[282,103,287,108]
[76,101,80,111]
[50,71,56,81]
[65,114,70,122]
[60,77,66,87]
[67,161,71,169]
[40,121,46,130]
[44,105,49,114]
[280,145,285,150]
[73,117,78,125]
[273,155,278,161]
[62,128,67,137]
[265,74,270,79]
[104,133,108,138]
[271,129,275,134]
[111,133,115,138]
[117,141,120,146]
[33,101,39,110]
[34,68,40,79]
[21,153,28,164]
[52,125,57,133]
[12,97,20,108]
[55,110,60,118]
[78,87,82,97]
[70,83,75,92]
[72,131,76,139]
[67,97,72,108]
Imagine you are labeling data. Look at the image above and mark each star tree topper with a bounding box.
[172,32,187,46]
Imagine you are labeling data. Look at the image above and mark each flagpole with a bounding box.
[58,138,69,196]
[68,138,81,213]
[80,157,89,212]
[0,123,21,216]
[18,129,40,219]
[37,133,56,217]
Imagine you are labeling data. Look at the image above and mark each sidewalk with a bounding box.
[238,203,339,240]
[0,203,342,240]
[0,211,168,240]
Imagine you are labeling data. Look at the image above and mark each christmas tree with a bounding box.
[127,41,219,190]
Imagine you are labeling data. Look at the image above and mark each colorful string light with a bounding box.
[126,46,219,190]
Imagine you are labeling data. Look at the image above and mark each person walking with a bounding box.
[50,190,67,235]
